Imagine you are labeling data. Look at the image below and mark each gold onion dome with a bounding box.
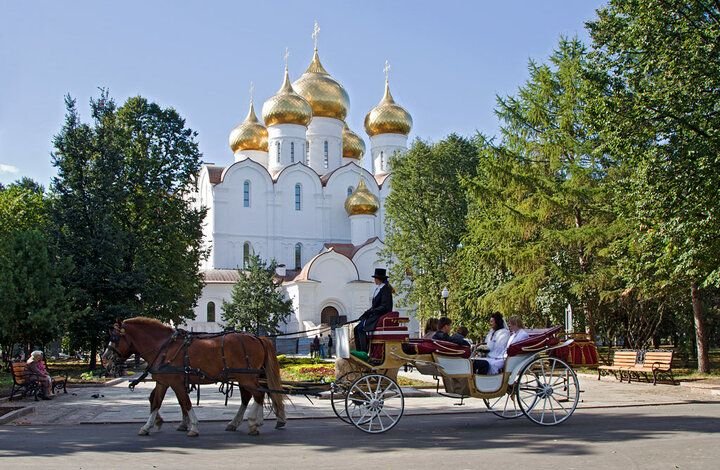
[293,49,350,121]
[364,81,413,137]
[229,102,268,152]
[342,123,365,159]
[344,179,379,216]
[262,68,313,127]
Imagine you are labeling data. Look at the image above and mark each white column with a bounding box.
[349,214,375,246]
[267,124,308,173]
[234,150,269,168]
[307,117,343,174]
[369,133,408,175]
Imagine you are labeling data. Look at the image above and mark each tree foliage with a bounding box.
[221,255,293,335]
[50,91,207,367]
[382,135,479,321]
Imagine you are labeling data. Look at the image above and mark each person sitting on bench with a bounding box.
[432,317,469,346]
[354,268,393,352]
[27,350,54,399]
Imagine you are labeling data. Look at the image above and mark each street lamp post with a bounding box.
[441,287,449,316]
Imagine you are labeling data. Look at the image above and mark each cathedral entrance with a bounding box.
[320,306,343,327]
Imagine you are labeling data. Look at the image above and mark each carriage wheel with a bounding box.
[345,374,404,434]
[485,366,542,418]
[516,357,579,426]
[330,371,366,424]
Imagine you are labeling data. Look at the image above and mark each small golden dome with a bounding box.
[229,102,268,153]
[364,81,413,137]
[344,179,379,216]
[262,68,313,127]
[342,123,365,159]
[293,49,350,121]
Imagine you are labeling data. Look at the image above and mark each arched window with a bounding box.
[276,142,281,163]
[243,180,251,207]
[290,142,295,163]
[323,140,329,169]
[347,186,354,197]
[207,302,216,323]
[294,184,302,211]
[380,151,385,171]
[243,242,252,268]
[294,243,302,270]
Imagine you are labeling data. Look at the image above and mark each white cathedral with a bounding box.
[185,36,414,336]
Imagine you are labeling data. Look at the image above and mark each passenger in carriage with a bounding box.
[422,318,439,339]
[506,316,529,349]
[472,312,510,375]
[432,317,469,346]
[450,326,473,346]
[354,268,394,352]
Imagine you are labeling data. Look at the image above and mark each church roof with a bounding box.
[203,269,240,283]
[207,165,225,184]
[324,237,381,260]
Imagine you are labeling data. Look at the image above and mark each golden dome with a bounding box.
[293,49,350,121]
[344,179,379,216]
[229,102,268,153]
[342,123,365,159]
[262,68,313,127]
[364,81,413,137]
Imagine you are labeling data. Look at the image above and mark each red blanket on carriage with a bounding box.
[506,326,562,357]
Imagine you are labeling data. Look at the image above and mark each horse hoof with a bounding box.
[138,428,150,436]
[275,421,286,429]
[248,429,260,436]
[187,430,199,437]
[176,424,188,432]
[225,425,237,432]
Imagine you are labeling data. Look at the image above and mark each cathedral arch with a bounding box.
[243,241,253,267]
[207,301,216,323]
[294,243,303,269]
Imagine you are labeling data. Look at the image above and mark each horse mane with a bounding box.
[124,316,173,331]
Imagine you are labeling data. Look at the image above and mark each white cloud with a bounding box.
[0,164,20,174]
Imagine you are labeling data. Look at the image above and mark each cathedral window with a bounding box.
[294,243,302,270]
[207,302,216,323]
[323,141,329,169]
[294,184,302,211]
[305,141,310,164]
[347,186,354,197]
[290,142,295,163]
[276,142,281,163]
[380,151,385,171]
[243,180,251,207]
[243,242,252,268]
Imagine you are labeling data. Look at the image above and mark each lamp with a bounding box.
[441,287,449,315]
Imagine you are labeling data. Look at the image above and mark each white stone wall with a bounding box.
[370,133,408,175]
[306,117,343,174]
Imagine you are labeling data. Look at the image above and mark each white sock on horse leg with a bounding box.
[229,403,248,428]
[141,410,158,433]
[247,402,258,431]
[188,408,199,433]
[255,401,265,428]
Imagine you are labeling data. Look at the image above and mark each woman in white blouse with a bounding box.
[473,313,510,375]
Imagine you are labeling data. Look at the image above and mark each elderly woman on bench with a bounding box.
[27,350,54,399]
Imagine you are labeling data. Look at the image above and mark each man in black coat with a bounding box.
[354,268,393,352]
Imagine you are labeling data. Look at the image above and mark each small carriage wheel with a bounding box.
[485,366,542,419]
[516,356,579,426]
[345,374,404,434]
[331,371,366,424]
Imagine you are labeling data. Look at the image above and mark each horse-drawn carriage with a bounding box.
[102,314,579,437]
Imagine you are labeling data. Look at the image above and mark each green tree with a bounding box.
[51,92,207,368]
[457,38,618,336]
[382,135,479,321]
[222,255,293,335]
[588,0,720,371]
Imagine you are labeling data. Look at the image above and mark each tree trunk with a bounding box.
[89,341,98,370]
[690,282,710,373]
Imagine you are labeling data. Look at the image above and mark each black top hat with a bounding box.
[371,268,388,280]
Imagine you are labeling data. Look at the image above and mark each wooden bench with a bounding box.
[8,361,68,401]
[627,349,676,385]
[597,350,637,382]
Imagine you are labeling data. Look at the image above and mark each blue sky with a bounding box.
[0,0,606,186]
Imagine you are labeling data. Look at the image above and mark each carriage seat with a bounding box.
[506,326,562,357]
[402,338,471,358]
[367,312,409,360]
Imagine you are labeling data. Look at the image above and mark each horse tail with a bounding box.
[260,337,286,424]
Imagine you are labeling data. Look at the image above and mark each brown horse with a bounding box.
[102,317,286,437]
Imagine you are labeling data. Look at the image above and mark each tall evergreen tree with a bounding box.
[382,135,479,320]
[458,38,618,335]
[589,0,720,371]
[222,255,293,335]
[51,92,207,368]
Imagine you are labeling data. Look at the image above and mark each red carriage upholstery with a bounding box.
[402,339,471,358]
[553,333,599,366]
[506,326,562,357]
[368,312,409,360]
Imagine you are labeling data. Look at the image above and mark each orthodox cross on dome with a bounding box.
[384,60,391,84]
[249,81,254,104]
[283,47,290,70]
[312,20,320,50]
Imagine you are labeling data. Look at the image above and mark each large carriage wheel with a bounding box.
[331,371,366,424]
[516,356,579,426]
[345,374,404,434]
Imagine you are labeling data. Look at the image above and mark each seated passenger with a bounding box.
[27,350,54,399]
[473,313,510,375]
[422,318,439,339]
[505,315,529,350]
[450,326,472,346]
[432,317,468,346]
